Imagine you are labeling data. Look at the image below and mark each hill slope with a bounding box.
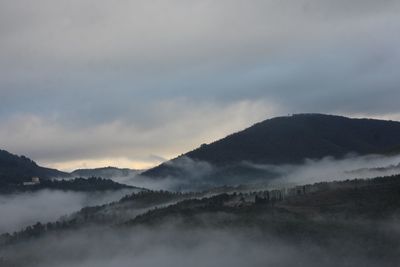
[143,114,400,179]
[0,150,70,185]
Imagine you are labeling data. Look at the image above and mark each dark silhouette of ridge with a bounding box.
[0,149,70,185]
[143,114,400,178]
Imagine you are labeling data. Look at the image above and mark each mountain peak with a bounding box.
[143,114,400,178]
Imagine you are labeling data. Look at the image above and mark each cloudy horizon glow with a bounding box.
[1,0,400,171]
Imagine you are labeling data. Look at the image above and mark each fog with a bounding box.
[1,154,400,266]
[251,153,400,187]
[124,154,400,191]
[0,188,135,234]
[1,220,395,267]
[113,175,183,191]
[109,156,214,191]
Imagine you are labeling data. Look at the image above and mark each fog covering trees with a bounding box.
[130,153,400,191]
[2,139,400,267]
[0,188,139,234]
[1,175,400,267]
[2,222,397,267]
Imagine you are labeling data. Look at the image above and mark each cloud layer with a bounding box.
[1,0,400,169]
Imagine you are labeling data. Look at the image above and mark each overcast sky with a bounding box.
[1,0,400,171]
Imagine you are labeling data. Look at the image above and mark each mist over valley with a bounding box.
[1,1,400,265]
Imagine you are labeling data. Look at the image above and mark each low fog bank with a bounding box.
[115,175,192,192]
[123,154,400,191]
[1,221,397,267]
[0,189,135,234]
[108,157,214,191]
[262,153,400,187]
[2,177,400,267]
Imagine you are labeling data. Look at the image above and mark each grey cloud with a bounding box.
[0,0,400,166]
[0,100,277,166]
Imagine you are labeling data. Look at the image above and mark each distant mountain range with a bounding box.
[2,114,400,187]
[0,150,70,185]
[0,150,140,186]
[2,114,400,266]
[142,114,400,181]
[71,167,140,178]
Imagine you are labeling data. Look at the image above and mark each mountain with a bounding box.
[0,149,70,185]
[142,114,400,181]
[71,167,140,179]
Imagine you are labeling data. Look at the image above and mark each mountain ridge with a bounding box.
[142,114,400,178]
[71,166,140,178]
[0,149,70,185]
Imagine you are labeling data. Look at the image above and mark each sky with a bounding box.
[1,0,400,171]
